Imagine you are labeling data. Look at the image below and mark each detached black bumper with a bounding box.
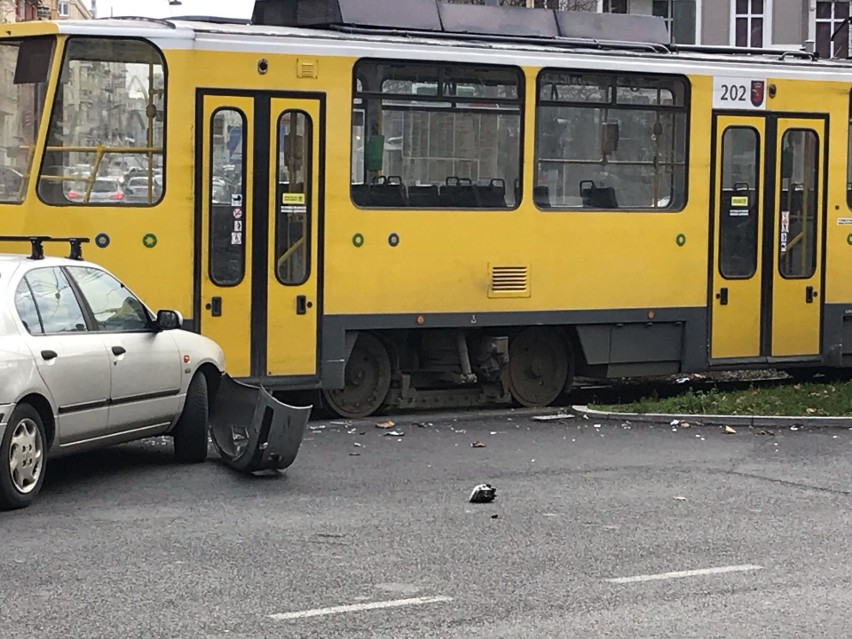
[209,374,312,474]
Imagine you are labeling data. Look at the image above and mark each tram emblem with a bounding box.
[750,81,765,107]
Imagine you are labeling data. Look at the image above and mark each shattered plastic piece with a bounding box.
[490,431,497,435]
[758,429,775,437]
[349,452,361,456]
[531,413,574,422]
[681,422,691,429]
[593,424,601,429]
[790,426,800,431]
[724,425,737,435]
[469,483,496,503]
[375,420,396,429]
[209,374,311,474]
[490,514,499,519]
[383,430,405,437]
[308,424,326,431]
[471,440,486,448]
[673,496,688,501]
[670,419,680,426]
[353,442,363,448]
[676,377,690,384]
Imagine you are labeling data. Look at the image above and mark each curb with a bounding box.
[571,405,852,429]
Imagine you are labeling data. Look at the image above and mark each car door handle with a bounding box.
[806,286,818,304]
[41,350,57,361]
[111,346,126,356]
[716,288,729,306]
[206,296,222,317]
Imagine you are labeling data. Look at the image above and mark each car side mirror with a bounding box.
[155,309,183,331]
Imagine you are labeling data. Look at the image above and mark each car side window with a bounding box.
[66,266,150,332]
[25,268,87,334]
[14,279,44,335]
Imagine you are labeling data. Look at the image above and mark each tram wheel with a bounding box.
[322,332,392,419]
[507,327,570,408]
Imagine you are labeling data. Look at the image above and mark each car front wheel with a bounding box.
[0,404,47,511]
[173,373,209,464]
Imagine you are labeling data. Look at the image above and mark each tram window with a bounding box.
[275,110,312,286]
[718,127,759,279]
[535,70,688,211]
[37,38,166,206]
[847,91,852,209]
[778,129,818,280]
[351,60,522,209]
[209,109,247,287]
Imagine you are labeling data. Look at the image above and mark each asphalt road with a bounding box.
[1,410,851,638]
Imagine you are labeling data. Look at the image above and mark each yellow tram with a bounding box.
[2,0,852,417]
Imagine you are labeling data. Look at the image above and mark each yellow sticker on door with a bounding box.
[731,196,749,207]
[283,193,306,205]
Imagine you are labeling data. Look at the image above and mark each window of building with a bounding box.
[816,1,850,59]
[351,60,522,209]
[535,70,688,211]
[209,108,246,286]
[38,38,166,206]
[734,0,765,47]
[58,1,70,17]
[602,0,629,13]
[652,0,673,33]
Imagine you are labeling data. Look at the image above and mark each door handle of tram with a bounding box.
[206,296,222,317]
[806,286,818,304]
[716,288,729,306]
[295,295,308,315]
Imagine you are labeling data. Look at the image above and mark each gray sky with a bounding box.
[93,0,253,19]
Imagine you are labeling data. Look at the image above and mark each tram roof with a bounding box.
[5,14,852,80]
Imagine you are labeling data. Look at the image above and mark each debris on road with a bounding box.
[349,452,361,456]
[469,483,496,503]
[531,413,574,422]
[308,424,326,431]
[471,440,486,448]
[383,430,405,437]
[353,442,364,448]
[673,495,688,501]
[375,420,396,429]
[724,425,737,435]
[490,514,499,519]
[758,429,775,437]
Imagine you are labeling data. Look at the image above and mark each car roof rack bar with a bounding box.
[0,236,90,261]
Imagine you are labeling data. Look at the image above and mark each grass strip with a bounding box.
[592,381,852,417]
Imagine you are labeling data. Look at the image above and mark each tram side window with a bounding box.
[718,127,759,279]
[847,91,852,209]
[535,71,688,211]
[778,129,818,280]
[37,38,166,206]
[351,61,522,209]
[275,110,312,286]
[209,109,246,286]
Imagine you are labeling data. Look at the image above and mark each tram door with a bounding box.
[710,114,826,360]
[197,92,322,380]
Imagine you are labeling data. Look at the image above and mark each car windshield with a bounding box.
[0,38,54,204]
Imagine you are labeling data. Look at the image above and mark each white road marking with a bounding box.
[606,564,763,584]
[268,595,454,621]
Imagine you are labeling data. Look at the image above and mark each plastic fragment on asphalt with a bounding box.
[471,440,486,448]
[531,413,574,422]
[375,420,396,429]
[724,425,737,435]
[354,442,363,448]
[673,496,687,501]
[384,430,405,437]
[469,483,496,503]
[308,424,326,431]
[490,514,499,519]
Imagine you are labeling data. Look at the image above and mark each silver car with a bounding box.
[0,241,225,510]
